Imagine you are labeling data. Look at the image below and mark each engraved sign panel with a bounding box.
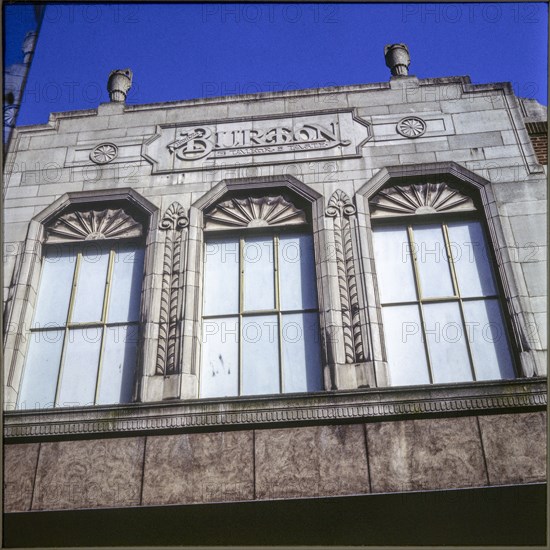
[142,110,371,173]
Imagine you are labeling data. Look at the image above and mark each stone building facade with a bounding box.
[3,46,547,545]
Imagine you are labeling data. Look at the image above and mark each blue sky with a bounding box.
[5,3,548,127]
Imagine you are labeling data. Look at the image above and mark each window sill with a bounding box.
[4,378,546,441]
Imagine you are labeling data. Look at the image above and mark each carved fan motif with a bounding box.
[370,182,476,218]
[46,208,143,243]
[204,195,307,230]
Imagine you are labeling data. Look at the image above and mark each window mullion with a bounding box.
[442,223,478,381]
[407,225,434,384]
[94,247,116,405]
[238,236,244,397]
[54,250,82,407]
[274,233,284,393]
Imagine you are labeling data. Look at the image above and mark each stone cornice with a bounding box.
[4,379,546,441]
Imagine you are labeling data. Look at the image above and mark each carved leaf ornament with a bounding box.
[326,190,365,364]
[156,202,189,376]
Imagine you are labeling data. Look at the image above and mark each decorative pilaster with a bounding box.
[156,202,189,375]
[326,190,365,364]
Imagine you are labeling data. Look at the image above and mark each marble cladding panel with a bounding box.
[141,430,254,505]
[3,442,40,512]
[478,412,547,485]
[255,424,370,499]
[31,437,145,511]
[366,417,488,493]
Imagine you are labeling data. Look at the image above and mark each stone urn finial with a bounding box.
[384,44,410,77]
[107,69,133,102]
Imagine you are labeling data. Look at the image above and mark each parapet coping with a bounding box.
[12,75,520,135]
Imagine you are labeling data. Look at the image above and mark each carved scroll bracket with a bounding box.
[156,202,189,376]
[326,190,366,365]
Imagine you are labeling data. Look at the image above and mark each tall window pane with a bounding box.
[33,248,75,327]
[108,244,145,323]
[241,315,280,395]
[412,224,454,299]
[200,317,239,398]
[57,328,102,407]
[18,330,64,409]
[382,304,430,386]
[447,221,497,298]
[278,234,318,311]
[281,312,323,393]
[372,226,416,303]
[423,301,473,383]
[243,236,275,311]
[463,299,515,380]
[96,324,139,404]
[71,245,110,323]
[203,238,239,316]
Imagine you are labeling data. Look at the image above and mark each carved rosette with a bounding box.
[326,190,365,364]
[369,182,476,218]
[156,202,189,376]
[90,143,118,164]
[396,116,426,138]
[45,208,143,243]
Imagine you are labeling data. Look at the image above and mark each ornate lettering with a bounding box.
[167,121,350,161]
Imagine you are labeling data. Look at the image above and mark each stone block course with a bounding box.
[521,262,547,297]
[533,312,547,348]
[448,131,503,149]
[3,206,36,224]
[452,110,515,134]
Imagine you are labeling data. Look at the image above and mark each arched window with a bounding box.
[17,205,146,409]
[199,192,323,397]
[369,181,516,386]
